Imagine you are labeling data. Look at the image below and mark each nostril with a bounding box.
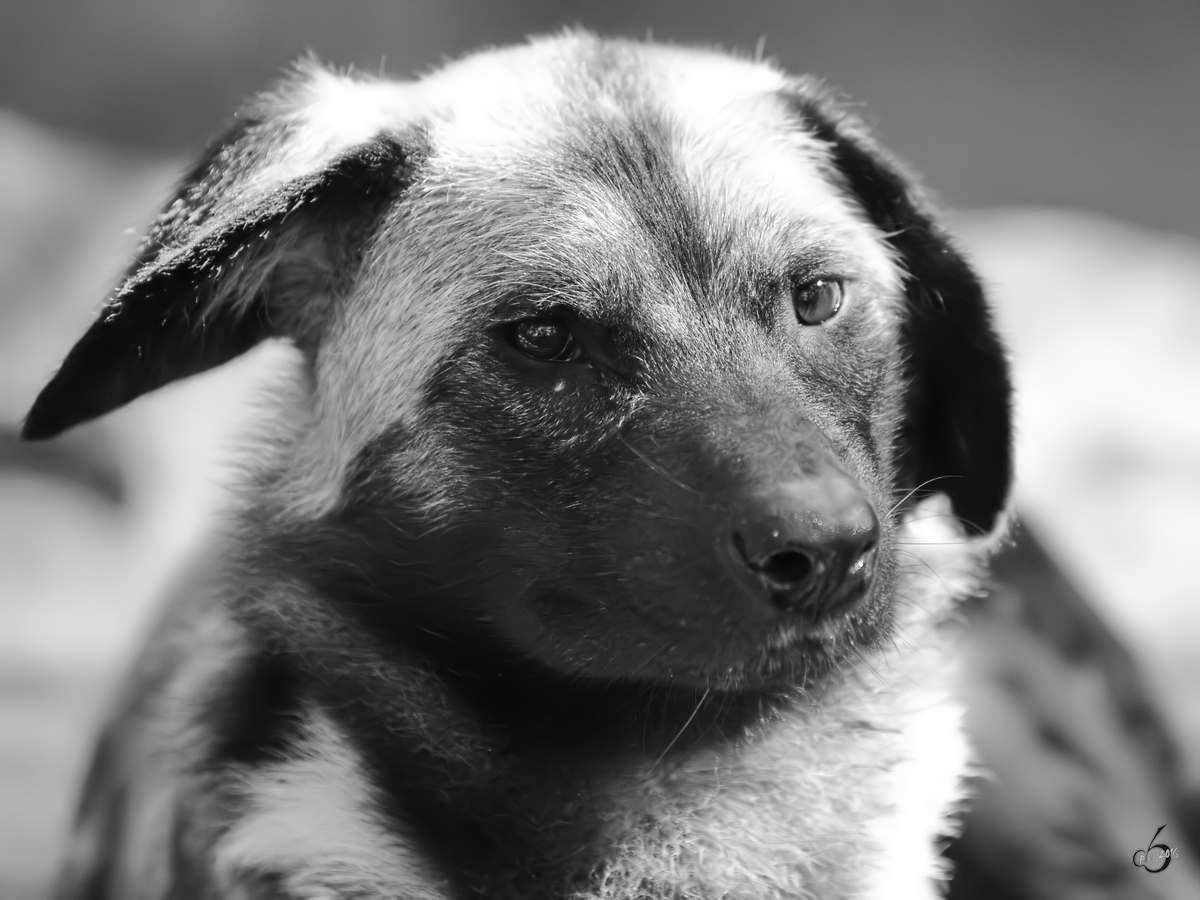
[758,550,815,587]
[733,534,818,589]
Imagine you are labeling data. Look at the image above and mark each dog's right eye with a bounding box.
[508,318,581,362]
[792,278,844,326]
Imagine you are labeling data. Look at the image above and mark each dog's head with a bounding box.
[24,35,1010,690]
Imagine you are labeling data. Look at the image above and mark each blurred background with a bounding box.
[0,1,1197,897]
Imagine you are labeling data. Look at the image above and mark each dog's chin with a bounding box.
[683,606,891,692]
[513,587,892,694]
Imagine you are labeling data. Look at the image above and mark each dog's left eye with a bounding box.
[509,318,581,362]
[792,278,844,326]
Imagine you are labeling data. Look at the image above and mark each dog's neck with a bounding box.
[236,585,860,898]
[222,498,989,899]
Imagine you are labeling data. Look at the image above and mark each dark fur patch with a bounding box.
[234,571,795,900]
[204,650,300,767]
[566,114,721,295]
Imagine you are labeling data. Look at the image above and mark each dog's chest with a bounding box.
[212,641,966,900]
[584,654,967,900]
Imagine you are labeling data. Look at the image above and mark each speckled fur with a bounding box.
[33,32,1012,900]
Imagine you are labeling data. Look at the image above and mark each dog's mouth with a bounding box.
[746,591,888,679]
[764,618,839,651]
[516,569,890,691]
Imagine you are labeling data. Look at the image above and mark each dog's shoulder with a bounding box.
[55,551,256,898]
[211,708,448,900]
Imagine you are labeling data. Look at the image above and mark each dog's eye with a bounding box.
[792,278,844,326]
[509,318,581,362]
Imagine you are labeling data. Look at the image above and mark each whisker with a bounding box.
[886,474,963,518]
[619,436,705,496]
[653,688,710,769]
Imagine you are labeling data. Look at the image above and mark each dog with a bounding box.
[24,32,1012,900]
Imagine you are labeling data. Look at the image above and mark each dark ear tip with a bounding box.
[19,422,53,442]
[21,390,75,441]
[21,360,112,440]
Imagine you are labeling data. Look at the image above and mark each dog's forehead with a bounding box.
[277,35,895,308]
[408,38,898,320]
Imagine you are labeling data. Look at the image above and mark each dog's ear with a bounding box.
[23,69,418,441]
[787,86,1012,535]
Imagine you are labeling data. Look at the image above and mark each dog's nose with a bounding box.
[731,475,879,619]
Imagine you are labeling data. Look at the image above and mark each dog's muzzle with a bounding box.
[727,471,879,621]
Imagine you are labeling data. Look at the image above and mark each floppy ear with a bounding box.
[788,85,1012,535]
[22,67,418,441]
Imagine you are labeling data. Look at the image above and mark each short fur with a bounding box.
[27,33,1011,900]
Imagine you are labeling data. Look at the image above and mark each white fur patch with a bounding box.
[857,497,990,900]
[214,710,448,900]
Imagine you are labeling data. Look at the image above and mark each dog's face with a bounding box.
[24,36,1010,691]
